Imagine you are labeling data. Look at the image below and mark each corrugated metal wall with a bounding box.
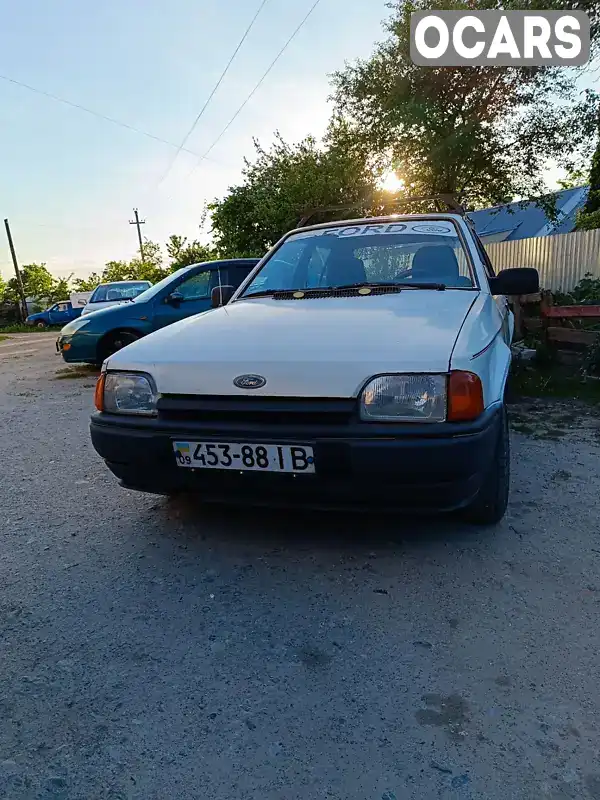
[485,229,600,291]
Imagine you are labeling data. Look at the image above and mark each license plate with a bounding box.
[173,441,315,474]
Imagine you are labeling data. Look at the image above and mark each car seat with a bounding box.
[411,246,471,287]
[326,255,367,287]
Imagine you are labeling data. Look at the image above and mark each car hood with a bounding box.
[82,300,133,315]
[108,291,478,397]
[77,299,149,327]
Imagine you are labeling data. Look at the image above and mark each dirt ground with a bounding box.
[2,334,600,800]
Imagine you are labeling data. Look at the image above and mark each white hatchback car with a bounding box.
[90,212,538,523]
[81,280,152,315]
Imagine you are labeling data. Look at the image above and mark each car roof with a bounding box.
[183,257,261,270]
[285,212,465,237]
[97,280,151,286]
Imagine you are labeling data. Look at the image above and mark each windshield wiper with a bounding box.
[320,281,402,292]
[394,282,446,290]
[316,281,446,292]
[241,289,279,299]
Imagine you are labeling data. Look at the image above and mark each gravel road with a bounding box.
[2,335,600,800]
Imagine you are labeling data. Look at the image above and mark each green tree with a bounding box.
[48,275,73,304]
[5,263,56,304]
[208,125,379,257]
[166,235,215,269]
[331,0,599,209]
[96,240,168,284]
[557,166,589,191]
[73,273,102,292]
[576,120,600,230]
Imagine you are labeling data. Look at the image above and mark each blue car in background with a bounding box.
[27,300,82,328]
[56,258,260,365]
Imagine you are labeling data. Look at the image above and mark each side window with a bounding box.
[473,235,495,277]
[228,265,255,288]
[176,271,211,300]
[247,241,304,293]
[58,303,68,312]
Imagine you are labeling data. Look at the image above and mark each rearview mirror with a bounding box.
[488,268,539,296]
[166,291,184,306]
[211,285,235,308]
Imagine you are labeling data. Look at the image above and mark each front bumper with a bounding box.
[90,402,503,512]
[56,332,101,363]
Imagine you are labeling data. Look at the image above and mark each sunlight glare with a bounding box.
[379,171,405,193]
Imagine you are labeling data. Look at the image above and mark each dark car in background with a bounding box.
[57,258,260,365]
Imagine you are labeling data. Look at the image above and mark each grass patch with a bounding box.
[0,324,60,334]
[0,335,9,343]
[508,363,600,404]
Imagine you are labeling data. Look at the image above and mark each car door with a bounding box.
[152,268,215,331]
[48,303,71,326]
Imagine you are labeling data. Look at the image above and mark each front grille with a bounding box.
[157,395,356,426]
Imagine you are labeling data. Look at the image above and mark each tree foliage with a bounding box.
[166,235,215,269]
[0,232,218,306]
[73,273,102,292]
[70,234,215,294]
[208,1,599,252]
[330,0,599,209]
[3,263,54,305]
[576,120,600,230]
[208,124,380,257]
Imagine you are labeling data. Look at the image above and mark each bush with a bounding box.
[571,273,600,304]
[554,273,600,306]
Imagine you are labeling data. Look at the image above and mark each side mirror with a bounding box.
[211,285,235,308]
[488,268,539,296]
[166,291,184,306]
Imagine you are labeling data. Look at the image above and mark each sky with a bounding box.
[0,1,597,282]
[0,0,388,280]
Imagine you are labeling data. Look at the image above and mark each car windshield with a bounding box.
[89,281,151,303]
[128,268,191,303]
[240,221,475,296]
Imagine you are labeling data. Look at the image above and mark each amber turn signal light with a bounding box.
[94,373,106,412]
[447,371,484,422]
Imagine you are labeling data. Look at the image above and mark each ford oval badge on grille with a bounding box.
[233,374,266,390]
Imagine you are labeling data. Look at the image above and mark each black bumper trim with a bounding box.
[90,403,503,511]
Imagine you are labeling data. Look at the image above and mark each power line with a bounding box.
[0,73,224,164]
[190,0,323,172]
[157,0,270,186]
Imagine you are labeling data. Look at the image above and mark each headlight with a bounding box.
[97,372,157,416]
[62,317,91,334]
[360,374,447,422]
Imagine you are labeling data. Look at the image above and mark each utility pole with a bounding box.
[3,218,28,322]
[129,208,146,262]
